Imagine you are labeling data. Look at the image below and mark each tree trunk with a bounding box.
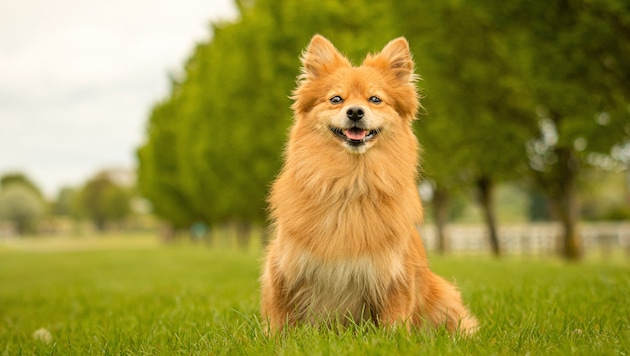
[16,218,27,236]
[553,148,583,260]
[95,218,107,232]
[432,187,449,254]
[477,176,501,257]
[235,221,251,250]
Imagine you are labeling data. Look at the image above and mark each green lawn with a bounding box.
[1,235,629,355]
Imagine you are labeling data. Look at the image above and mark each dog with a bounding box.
[260,35,478,335]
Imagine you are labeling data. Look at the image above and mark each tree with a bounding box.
[78,172,131,231]
[53,187,78,217]
[484,0,630,260]
[1,173,44,200]
[137,0,629,259]
[137,97,198,230]
[0,184,45,235]
[0,173,47,235]
[137,0,402,235]
[397,1,535,255]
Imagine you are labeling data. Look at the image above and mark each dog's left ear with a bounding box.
[364,38,420,119]
[365,37,416,84]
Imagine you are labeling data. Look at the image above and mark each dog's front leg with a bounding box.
[260,257,294,334]
[376,279,415,331]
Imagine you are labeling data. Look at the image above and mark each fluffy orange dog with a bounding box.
[261,35,477,334]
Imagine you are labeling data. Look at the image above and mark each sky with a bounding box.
[0,0,237,198]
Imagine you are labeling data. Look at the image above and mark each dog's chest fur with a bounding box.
[279,246,405,324]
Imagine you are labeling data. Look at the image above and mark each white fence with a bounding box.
[419,222,630,255]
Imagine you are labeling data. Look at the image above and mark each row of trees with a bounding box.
[0,171,134,235]
[137,0,630,259]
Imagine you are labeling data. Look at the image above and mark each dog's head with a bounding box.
[291,35,420,155]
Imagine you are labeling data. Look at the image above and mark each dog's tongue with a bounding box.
[345,129,367,141]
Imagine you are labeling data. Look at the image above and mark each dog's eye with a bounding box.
[369,96,382,104]
[329,96,343,105]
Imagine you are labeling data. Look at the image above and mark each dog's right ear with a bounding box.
[300,35,351,79]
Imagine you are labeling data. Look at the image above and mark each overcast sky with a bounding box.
[0,0,237,197]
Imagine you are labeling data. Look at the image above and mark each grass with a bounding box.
[1,234,629,355]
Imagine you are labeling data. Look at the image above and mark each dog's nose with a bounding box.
[346,107,364,122]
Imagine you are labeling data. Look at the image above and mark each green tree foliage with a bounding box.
[396,1,535,256]
[0,184,46,235]
[137,97,196,229]
[137,0,403,231]
[0,173,45,201]
[77,172,131,231]
[138,0,629,260]
[0,173,46,235]
[480,0,630,259]
[52,187,78,217]
[396,0,629,259]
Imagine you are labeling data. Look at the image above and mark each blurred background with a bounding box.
[1,0,629,261]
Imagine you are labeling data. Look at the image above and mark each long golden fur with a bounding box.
[260,35,477,334]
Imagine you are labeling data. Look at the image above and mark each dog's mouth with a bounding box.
[330,126,381,146]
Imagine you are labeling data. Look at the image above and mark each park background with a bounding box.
[1,0,629,260]
[1,1,630,353]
